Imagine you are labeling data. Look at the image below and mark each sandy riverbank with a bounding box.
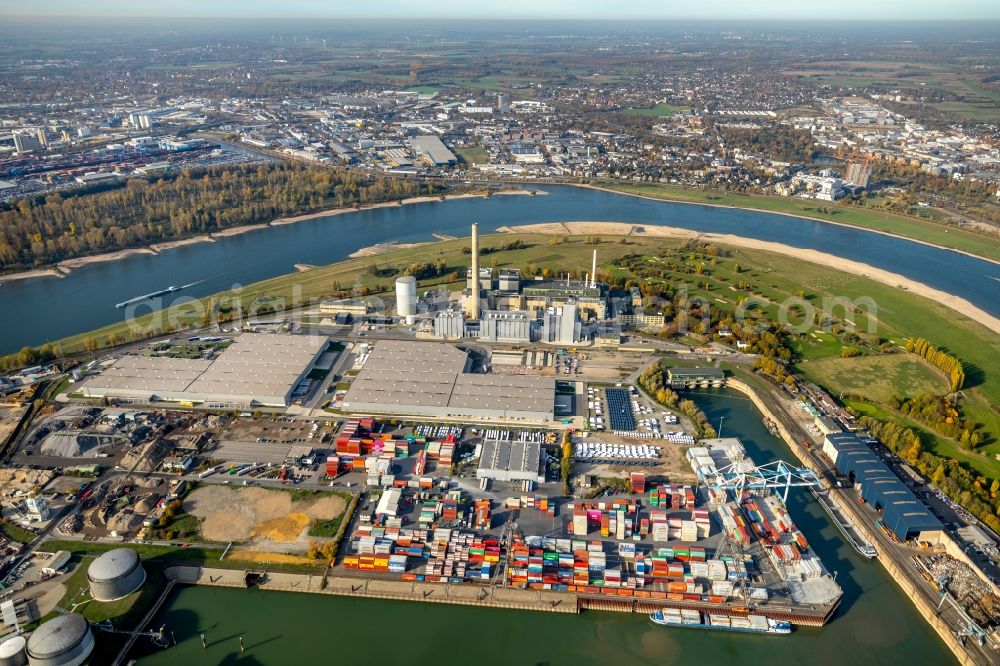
[149,235,216,252]
[211,223,271,238]
[349,241,432,258]
[0,267,66,282]
[503,221,1000,334]
[573,183,1000,267]
[56,247,156,271]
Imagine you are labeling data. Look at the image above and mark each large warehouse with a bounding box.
[823,433,943,542]
[342,340,555,421]
[80,333,329,408]
[476,440,544,484]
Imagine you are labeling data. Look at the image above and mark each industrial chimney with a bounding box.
[467,222,481,318]
[591,250,597,288]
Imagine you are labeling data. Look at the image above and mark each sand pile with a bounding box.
[186,486,346,543]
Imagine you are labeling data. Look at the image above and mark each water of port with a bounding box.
[2,184,999,354]
[132,388,953,665]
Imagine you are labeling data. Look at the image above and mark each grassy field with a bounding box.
[593,181,1000,262]
[797,354,946,403]
[0,519,36,543]
[622,103,687,117]
[455,146,489,164]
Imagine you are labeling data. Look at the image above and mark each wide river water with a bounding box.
[2,185,999,354]
[132,389,953,665]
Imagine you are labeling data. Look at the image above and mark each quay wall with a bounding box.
[726,377,980,666]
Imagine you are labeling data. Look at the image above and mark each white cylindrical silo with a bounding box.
[395,276,417,319]
[0,635,27,666]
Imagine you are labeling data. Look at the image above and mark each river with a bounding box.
[131,388,953,665]
[2,185,998,354]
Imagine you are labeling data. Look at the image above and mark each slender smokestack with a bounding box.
[468,222,480,319]
[591,250,597,288]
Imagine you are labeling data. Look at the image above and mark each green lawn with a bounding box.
[622,103,687,117]
[592,181,1000,263]
[798,354,946,403]
[455,146,489,164]
[0,520,36,543]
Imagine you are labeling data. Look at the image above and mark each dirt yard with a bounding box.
[185,486,347,551]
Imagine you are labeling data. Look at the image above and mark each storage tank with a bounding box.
[395,276,417,323]
[86,547,145,602]
[25,615,93,666]
[0,635,27,666]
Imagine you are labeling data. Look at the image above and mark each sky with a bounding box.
[1,0,998,21]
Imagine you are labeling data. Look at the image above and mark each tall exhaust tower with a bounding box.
[466,222,481,318]
[591,250,598,288]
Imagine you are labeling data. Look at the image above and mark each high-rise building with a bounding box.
[497,93,511,112]
[845,161,873,188]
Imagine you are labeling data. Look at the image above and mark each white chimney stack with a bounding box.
[591,250,597,288]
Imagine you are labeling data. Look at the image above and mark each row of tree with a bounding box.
[0,163,440,272]
[887,393,983,449]
[905,337,965,391]
[860,416,1000,535]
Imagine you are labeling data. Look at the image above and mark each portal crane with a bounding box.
[704,459,822,503]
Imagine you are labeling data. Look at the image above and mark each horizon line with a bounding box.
[4,14,1000,22]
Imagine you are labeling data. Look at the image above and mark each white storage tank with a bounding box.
[395,276,417,322]
[25,614,93,666]
[86,547,146,602]
[0,635,27,666]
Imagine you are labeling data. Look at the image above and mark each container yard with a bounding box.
[333,410,843,627]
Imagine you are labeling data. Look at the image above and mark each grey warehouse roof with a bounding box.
[343,340,554,419]
[81,333,327,406]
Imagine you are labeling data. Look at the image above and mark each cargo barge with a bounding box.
[810,488,877,559]
[115,285,182,309]
[650,608,792,635]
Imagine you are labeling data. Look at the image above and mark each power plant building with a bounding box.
[87,547,146,601]
[342,340,555,421]
[479,310,532,343]
[434,311,467,339]
[79,333,329,409]
[541,305,580,344]
[25,614,93,666]
[498,268,520,292]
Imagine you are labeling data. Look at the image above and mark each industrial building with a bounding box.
[79,333,329,408]
[476,440,544,483]
[666,367,726,389]
[409,135,457,166]
[24,614,93,666]
[479,310,532,343]
[319,299,371,316]
[342,340,555,421]
[87,547,146,601]
[822,433,943,542]
[540,305,581,344]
